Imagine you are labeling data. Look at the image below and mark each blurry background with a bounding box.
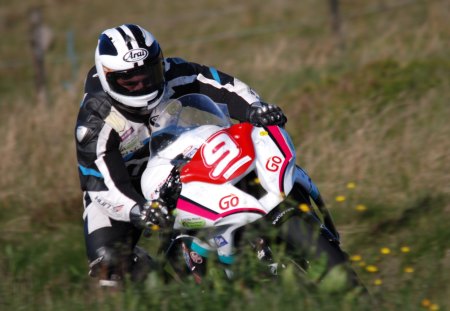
[0,0,448,310]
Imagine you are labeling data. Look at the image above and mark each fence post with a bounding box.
[65,30,78,89]
[29,7,53,106]
[328,0,345,48]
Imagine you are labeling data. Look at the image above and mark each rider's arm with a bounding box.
[165,58,260,121]
[75,96,146,222]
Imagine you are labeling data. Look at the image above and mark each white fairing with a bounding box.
[141,125,221,200]
[141,125,296,229]
[140,94,296,263]
[252,126,296,208]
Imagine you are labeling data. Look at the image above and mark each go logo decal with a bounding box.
[202,132,241,179]
[219,194,239,210]
[266,156,282,172]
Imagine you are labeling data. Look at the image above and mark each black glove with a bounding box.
[247,102,287,127]
[158,167,182,207]
[130,201,172,231]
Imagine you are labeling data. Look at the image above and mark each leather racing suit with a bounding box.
[75,57,261,279]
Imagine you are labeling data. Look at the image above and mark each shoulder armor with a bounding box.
[76,125,95,144]
[84,66,103,94]
[167,57,187,64]
[81,92,113,120]
[76,93,113,145]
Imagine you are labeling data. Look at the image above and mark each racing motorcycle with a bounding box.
[141,94,360,288]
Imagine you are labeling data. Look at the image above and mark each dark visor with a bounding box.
[106,59,164,97]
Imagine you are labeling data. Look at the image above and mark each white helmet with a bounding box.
[95,24,165,114]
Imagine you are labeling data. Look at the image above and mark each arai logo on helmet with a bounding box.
[123,48,148,62]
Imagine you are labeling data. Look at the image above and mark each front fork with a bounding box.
[180,241,207,284]
[293,165,340,242]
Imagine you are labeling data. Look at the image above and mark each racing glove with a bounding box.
[158,167,182,208]
[130,201,171,230]
[247,102,287,127]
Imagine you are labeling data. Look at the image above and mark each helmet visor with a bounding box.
[106,59,164,97]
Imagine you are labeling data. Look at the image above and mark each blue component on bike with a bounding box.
[78,165,103,178]
[218,254,235,265]
[191,242,210,258]
[309,181,320,200]
[214,235,228,247]
[295,166,320,200]
[280,127,296,155]
[209,67,221,83]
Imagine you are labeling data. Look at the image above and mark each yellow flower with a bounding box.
[400,246,411,253]
[404,266,414,273]
[429,303,440,311]
[298,204,310,212]
[421,299,431,307]
[335,195,346,202]
[380,247,391,255]
[347,182,356,189]
[365,265,379,273]
[373,278,382,286]
[350,255,362,262]
[358,261,366,267]
[355,204,367,212]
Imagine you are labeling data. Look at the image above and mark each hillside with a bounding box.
[0,1,449,310]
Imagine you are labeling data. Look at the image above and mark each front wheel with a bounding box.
[241,207,365,291]
[280,215,362,287]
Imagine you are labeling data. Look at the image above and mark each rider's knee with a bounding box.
[88,246,123,287]
[88,246,155,286]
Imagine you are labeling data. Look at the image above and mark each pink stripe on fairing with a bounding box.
[266,126,295,192]
[219,207,266,218]
[177,198,218,220]
[177,198,266,221]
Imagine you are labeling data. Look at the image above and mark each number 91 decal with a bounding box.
[180,123,255,184]
[202,132,240,178]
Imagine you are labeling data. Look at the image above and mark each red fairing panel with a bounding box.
[181,123,255,184]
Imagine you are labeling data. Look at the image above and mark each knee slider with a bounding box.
[88,246,120,278]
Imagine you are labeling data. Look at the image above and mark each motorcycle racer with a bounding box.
[74,23,287,287]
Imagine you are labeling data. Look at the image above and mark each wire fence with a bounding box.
[0,0,436,70]
[1,0,443,105]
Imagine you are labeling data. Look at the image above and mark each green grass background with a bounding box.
[0,0,449,310]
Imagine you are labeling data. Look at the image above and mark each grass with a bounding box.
[1,0,449,310]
